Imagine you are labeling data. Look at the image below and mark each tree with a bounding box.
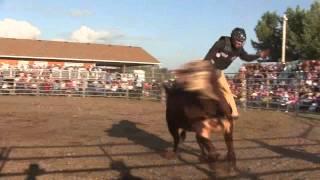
[251,12,282,61]
[302,1,320,59]
[252,1,320,61]
[285,6,306,60]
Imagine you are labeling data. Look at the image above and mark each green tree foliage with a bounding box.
[252,1,320,61]
[285,6,306,60]
[302,2,320,59]
[251,12,282,61]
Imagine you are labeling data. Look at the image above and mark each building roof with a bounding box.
[0,37,159,65]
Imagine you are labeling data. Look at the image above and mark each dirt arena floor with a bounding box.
[0,96,319,179]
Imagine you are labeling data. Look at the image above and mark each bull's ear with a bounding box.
[162,83,168,91]
[162,83,170,93]
[162,83,171,91]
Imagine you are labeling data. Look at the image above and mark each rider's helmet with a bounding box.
[231,27,246,42]
[231,27,246,49]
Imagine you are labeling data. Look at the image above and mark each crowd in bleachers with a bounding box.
[228,60,320,113]
[1,60,319,112]
[0,63,161,98]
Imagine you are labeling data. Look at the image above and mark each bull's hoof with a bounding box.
[208,161,235,175]
[198,155,208,162]
[232,115,239,120]
[226,152,236,161]
[226,152,236,167]
[207,152,220,162]
[180,131,186,143]
[161,150,176,159]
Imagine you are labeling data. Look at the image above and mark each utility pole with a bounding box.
[281,14,288,64]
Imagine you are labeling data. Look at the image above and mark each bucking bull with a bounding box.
[163,60,236,166]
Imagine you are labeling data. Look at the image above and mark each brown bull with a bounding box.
[163,63,236,165]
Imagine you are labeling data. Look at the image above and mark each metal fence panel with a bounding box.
[0,69,162,101]
[0,68,319,116]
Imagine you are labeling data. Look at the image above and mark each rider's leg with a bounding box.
[217,71,239,119]
[210,70,238,120]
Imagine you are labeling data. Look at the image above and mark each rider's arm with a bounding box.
[239,48,260,62]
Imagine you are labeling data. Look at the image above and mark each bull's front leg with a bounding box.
[196,134,207,159]
[162,117,181,160]
[196,135,219,161]
[193,121,220,161]
[180,130,187,143]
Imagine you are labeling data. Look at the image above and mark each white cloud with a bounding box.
[69,9,92,17]
[0,18,41,39]
[70,25,122,43]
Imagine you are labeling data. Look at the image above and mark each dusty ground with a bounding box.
[0,96,319,180]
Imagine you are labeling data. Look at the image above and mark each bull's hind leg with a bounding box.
[223,119,236,166]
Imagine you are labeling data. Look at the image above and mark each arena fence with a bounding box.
[0,68,162,101]
[225,72,319,117]
[0,68,318,116]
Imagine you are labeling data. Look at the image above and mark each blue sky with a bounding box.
[0,0,315,72]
